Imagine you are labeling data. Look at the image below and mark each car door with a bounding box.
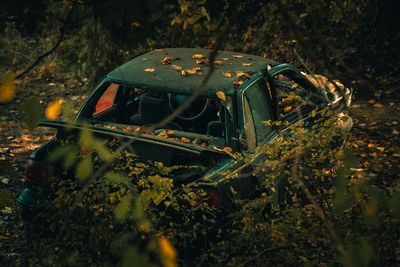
[269,64,327,126]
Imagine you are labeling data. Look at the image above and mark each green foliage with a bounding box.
[19,96,41,129]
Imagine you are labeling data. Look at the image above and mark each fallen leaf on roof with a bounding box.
[192,54,204,59]
[144,68,155,72]
[223,72,232,78]
[233,55,243,58]
[242,63,252,66]
[221,58,229,61]
[223,147,236,158]
[181,67,201,76]
[161,57,172,65]
[214,60,223,65]
[233,80,243,87]
[196,59,206,64]
[235,71,251,79]
[171,65,183,71]
[283,106,293,113]
[216,91,226,101]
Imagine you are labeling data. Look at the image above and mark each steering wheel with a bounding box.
[168,94,209,121]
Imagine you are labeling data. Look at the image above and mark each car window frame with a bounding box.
[237,71,276,152]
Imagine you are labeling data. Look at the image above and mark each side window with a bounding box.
[274,74,308,118]
[242,79,274,149]
[93,83,119,116]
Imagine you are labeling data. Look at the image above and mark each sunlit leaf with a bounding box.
[242,63,252,66]
[45,98,64,120]
[0,72,16,102]
[20,96,41,129]
[171,64,182,71]
[214,60,223,65]
[192,54,204,59]
[144,68,155,72]
[216,91,226,101]
[223,72,232,78]
[161,57,172,65]
[232,55,243,58]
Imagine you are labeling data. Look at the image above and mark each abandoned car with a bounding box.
[17,48,351,216]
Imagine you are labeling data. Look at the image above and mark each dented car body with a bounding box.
[17,48,351,214]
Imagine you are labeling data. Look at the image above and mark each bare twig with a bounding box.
[15,1,77,80]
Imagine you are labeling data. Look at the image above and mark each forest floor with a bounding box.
[0,71,399,265]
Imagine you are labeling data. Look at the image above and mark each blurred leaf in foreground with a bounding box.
[0,72,16,102]
[45,98,64,120]
[20,96,41,129]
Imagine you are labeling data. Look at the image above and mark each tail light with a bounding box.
[25,160,49,184]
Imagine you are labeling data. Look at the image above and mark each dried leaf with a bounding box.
[223,147,236,158]
[196,59,206,64]
[144,68,155,72]
[283,106,293,113]
[221,58,229,61]
[180,137,191,143]
[233,80,243,87]
[223,72,232,78]
[192,54,204,59]
[0,72,16,102]
[214,60,223,65]
[235,71,251,78]
[216,91,226,101]
[242,63,252,66]
[45,98,64,120]
[171,65,182,71]
[233,55,243,58]
[161,57,172,65]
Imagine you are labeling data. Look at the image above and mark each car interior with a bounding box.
[90,83,234,145]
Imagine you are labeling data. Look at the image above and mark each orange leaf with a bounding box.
[214,60,223,65]
[45,98,64,120]
[192,54,204,59]
[242,63,252,66]
[171,65,182,71]
[0,72,16,102]
[223,72,232,78]
[161,57,172,65]
[232,55,243,58]
[283,106,293,113]
[223,147,236,158]
[216,91,226,101]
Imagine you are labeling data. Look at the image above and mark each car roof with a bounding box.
[106,48,279,96]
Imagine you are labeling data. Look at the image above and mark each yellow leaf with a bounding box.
[242,63,252,66]
[161,57,172,65]
[0,72,16,102]
[214,60,223,65]
[216,91,226,101]
[144,68,155,72]
[311,109,317,117]
[171,64,182,71]
[221,57,229,61]
[192,54,204,59]
[45,98,64,120]
[233,55,243,58]
[223,72,232,78]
